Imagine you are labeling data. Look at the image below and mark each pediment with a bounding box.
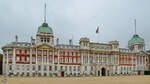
[137,51,147,56]
[37,43,53,49]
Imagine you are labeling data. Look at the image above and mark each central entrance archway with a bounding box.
[61,71,64,77]
[101,68,106,76]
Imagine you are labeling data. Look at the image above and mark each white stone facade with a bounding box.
[1,22,149,77]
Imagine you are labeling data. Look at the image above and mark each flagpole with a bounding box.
[72,33,73,45]
[97,31,99,43]
[134,19,137,35]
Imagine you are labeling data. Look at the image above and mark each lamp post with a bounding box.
[35,70,38,77]
[12,70,14,77]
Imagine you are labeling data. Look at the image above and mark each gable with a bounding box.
[37,43,53,49]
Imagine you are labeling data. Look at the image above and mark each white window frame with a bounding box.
[73,58,76,63]
[65,57,68,63]
[69,57,72,63]
[22,56,25,62]
[16,56,20,62]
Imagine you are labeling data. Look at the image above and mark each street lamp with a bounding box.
[35,70,38,77]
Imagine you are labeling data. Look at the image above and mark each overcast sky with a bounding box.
[0,0,150,53]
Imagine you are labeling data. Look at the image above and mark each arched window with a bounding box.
[47,38,50,42]
[41,38,44,42]
[41,38,50,43]
[44,38,47,42]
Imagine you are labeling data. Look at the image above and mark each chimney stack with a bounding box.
[69,39,72,45]
[56,38,59,45]
[15,35,18,42]
[31,36,35,45]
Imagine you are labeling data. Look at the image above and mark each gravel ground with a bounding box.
[0,75,150,84]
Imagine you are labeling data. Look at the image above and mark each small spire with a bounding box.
[134,19,137,35]
[44,3,47,23]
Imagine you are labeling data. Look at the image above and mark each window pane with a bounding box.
[16,56,20,62]
[47,38,50,42]
[44,38,46,42]
[49,66,52,71]
[69,57,72,63]
[41,38,43,42]
[22,57,25,62]
[65,52,68,56]
[65,57,68,63]
[38,65,41,71]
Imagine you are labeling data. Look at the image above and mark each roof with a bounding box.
[146,50,150,54]
[55,44,80,49]
[2,42,31,48]
[119,48,135,53]
[128,34,144,46]
[37,23,53,34]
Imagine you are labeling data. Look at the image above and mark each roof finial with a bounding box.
[134,19,137,35]
[44,3,46,23]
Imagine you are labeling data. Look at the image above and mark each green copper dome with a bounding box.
[37,23,53,33]
[128,34,144,46]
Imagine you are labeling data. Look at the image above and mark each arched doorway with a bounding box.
[138,71,141,75]
[98,70,100,76]
[61,71,65,77]
[101,68,106,76]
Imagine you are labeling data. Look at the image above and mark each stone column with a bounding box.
[88,52,90,63]
[93,52,94,63]
[81,52,83,64]
[110,54,112,65]
[100,53,102,64]
[13,48,16,76]
[136,55,137,66]
[143,56,145,69]
[99,53,101,63]
[57,50,60,76]
[52,50,54,64]
[136,56,138,65]
[2,51,5,75]
[35,49,38,76]
[97,53,98,63]
[87,52,90,75]
[41,49,43,76]
[142,56,143,65]
[52,50,55,69]
[6,49,8,76]
[107,54,108,65]
[145,56,147,67]
[101,53,102,63]
[146,56,148,69]
[131,55,133,75]
[81,52,84,76]
[139,56,140,65]
[100,53,101,63]
[58,50,60,65]
[29,49,32,76]
[47,50,49,76]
